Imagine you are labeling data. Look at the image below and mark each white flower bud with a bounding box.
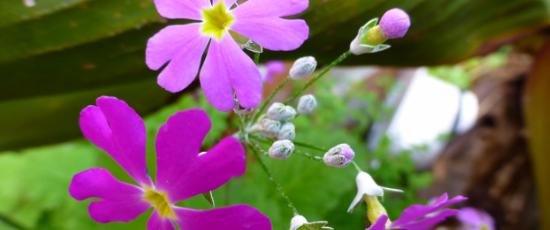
[23,0,35,7]
[289,56,317,79]
[267,103,296,122]
[250,117,281,139]
[290,215,308,230]
[323,144,355,168]
[268,140,294,160]
[278,123,296,140]
[297,94,318,115]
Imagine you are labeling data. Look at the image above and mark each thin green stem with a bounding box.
[292,140,328,152]
[294,149,323,162]
[250,78,290,124]
[286,51,352,104]
[351,161,363,173]
[247,140,299,215]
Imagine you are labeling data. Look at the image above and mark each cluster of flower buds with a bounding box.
[350,8,410,55]
[290,56,317,80]
[322,144,355,168]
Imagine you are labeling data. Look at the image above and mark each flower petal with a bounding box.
[393,209,459,230]
[392,193,467,227]
[69,168,149,223]
[79,96,150,185]
[212,0,237,7]
[174,205,272,230]
[146,24,210,93]
[163,136,246,202]
[199,36,262,111]
[153,0,210,20]
[366,215,388,230]
[155,109,211,199]
[147,212,176,230]
[231,16,309,51]
[233,0,308,17]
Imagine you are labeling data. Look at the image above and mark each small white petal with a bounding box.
[290,215,308,230]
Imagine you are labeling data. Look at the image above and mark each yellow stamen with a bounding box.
[201,2,235,40]
[143,186,176,220]
[365,196,392,228]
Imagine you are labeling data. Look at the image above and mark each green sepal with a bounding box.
[297,221,334,230]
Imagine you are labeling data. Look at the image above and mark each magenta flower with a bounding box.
[366,193,467,230]
[457,207,495,230]
[146,0,309,112]
[69,96,271,230]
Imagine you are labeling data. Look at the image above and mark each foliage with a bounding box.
[0,75,430,229]
[1,0,548,150]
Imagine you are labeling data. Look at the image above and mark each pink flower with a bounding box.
[146,0,310,112]
[262,61,286,83]
[367,193,467,230]
[69,96,271,230]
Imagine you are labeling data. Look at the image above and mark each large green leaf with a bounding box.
[0,0,548,150]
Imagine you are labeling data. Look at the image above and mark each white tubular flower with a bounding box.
[297,94,318,115]
[289,56,317,79]
[267,103,296,122]
[349,19,391,55]
[278,123,296,140]
[347,171,402,213]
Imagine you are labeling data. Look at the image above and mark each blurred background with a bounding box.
[1,0,550,229]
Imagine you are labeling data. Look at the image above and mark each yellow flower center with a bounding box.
[143,186,176,220]
[201,2,235,40]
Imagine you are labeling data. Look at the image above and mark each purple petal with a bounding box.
[233,0,308,17]
[79,96,151,185]
[366,215,388,230]
[69,168,150,223]
[393,193,467,227]
[153,0,210,20]
[155,109,211,201]
[174,205,272,230]
[162,137,246,202]
[146,24,209,93]
[147,212,176,230]
[231,16,309,51]
[212,0,237,6]
[393,209,458,230]
[199,36,262,111]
